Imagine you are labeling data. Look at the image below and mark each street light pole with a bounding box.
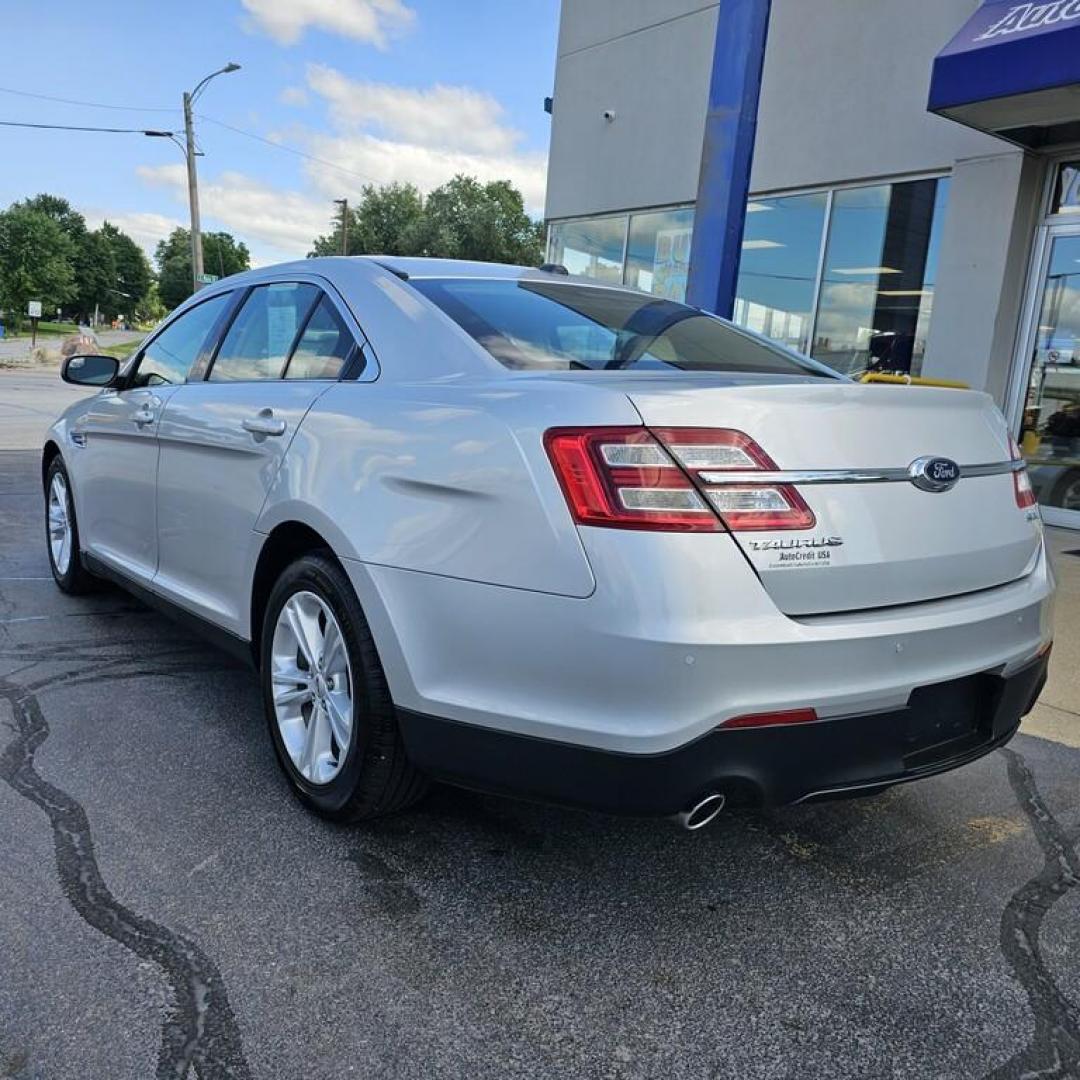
[334,198,348,256]
[181,62,241,292]
[182,91,203,289]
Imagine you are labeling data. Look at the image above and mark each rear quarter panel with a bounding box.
[255,378,643,597]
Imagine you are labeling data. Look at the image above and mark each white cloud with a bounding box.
[301,65,547,214]
[279,85,309,107]
[240,0,415,47]
[304,131,547,215]
[137,164,329,261]
[128,64,548,265]
[82,209,184,258]
[306,64,520,155]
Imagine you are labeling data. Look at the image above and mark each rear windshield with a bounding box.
[410,277,834,377]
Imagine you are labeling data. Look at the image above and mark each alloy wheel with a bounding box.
[270,590,354,785]
[48,473,72,575]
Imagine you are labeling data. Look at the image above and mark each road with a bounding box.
[0,328,143,364]
[0,378,1078,1078]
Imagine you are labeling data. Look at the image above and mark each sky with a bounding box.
[0,0,559,266]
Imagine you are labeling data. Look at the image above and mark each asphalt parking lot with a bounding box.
[1,384,1079,1078]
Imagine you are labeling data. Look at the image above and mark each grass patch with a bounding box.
[1,320,80,339]
[102,340,141,362]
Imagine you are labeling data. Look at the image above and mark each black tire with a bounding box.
[260,551,428,821]
[1047,468,1080,512]
[44,456,97,595]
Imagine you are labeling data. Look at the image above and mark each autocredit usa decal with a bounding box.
[976,1,1080,40]
[747,536,844,570]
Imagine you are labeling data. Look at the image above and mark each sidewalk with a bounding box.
[1023,526,1080,746]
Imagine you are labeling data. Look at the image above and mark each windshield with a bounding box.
[411,277,835,378]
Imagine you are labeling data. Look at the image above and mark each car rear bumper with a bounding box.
[397,652,1049,815]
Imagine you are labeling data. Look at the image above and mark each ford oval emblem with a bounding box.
[908,456,961,493]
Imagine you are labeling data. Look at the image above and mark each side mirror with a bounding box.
[62,354,121,388]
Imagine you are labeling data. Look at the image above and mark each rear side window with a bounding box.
[285,297,355,380]
[411,278,835,378]
[134,293,231,387]
[210,283,319,381]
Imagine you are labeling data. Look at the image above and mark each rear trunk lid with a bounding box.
[625,380,1041,615]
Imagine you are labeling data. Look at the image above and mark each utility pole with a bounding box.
[182,90,203,289]
[334,198,349,256]
[180,63,241,292]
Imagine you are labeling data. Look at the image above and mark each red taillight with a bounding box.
[653,428,815,531]
[544,426,815,532]
[721,707,819,730]
[1009,435,1037,510]
[543,427,721,531]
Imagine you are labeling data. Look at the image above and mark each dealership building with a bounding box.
[544,0,1080,527]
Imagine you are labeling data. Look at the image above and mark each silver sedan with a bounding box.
[44,257,1054,829]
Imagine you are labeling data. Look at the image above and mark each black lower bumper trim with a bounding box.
[398,653,1049,817]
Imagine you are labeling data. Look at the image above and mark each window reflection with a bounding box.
[813,178,948,377]
[547,216,626,282]
[210,283,319,381]
[624,208,694,301]
[1021,234,1080,513]
[733,192,828,353]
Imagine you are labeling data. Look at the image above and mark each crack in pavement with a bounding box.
[0,666,252,1080]
[983,748,1080,1080]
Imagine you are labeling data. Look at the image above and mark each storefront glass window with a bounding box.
[812,178,948,377]
[1019,232,1080,516]
[732,193,828,353]
[547,216,626,283]
[623,208,694,301]
[1051,163,1080,216]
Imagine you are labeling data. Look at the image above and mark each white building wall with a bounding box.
[545,0,1044,402]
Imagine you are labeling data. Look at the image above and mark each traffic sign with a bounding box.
[27,300,42,318]
[195,273,219,284]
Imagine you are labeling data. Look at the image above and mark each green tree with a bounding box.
[404,176,544,265]
[309,182,425,256]
[307,176,544,266]
[0,206,76,330]
[156,227,250,309]
[72,228,117,323]
[99,221,153,320]
[16,193,87,242]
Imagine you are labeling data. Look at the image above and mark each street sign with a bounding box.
[27,300,42,318]
[195,273,219,284]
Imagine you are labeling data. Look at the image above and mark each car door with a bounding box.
[71,291,235,583]
[153,280,360,635]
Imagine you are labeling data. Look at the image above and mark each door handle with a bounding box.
[242,411,287,437]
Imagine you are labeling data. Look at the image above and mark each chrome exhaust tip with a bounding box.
[675,792,726,832]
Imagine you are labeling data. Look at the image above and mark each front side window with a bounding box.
[285,297,356,380]
[210,282,319,381]
[133,292,231,387]
[412,277,834,378]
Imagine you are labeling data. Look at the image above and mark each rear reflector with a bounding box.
[545,426,816,533]
[721,707,819,730]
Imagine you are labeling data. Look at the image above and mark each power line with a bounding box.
[0,119,175,135]
[198,113,374,186]
[0,85,177,113]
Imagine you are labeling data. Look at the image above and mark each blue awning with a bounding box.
[929,0,1080,148]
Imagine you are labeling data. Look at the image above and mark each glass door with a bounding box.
[1015,226,1080,527]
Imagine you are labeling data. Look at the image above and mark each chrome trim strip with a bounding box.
[697,460,1023,486]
